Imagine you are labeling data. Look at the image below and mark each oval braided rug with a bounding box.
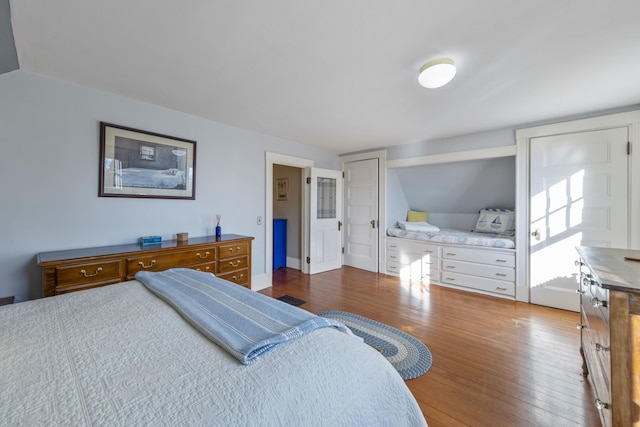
[316,310,432,380]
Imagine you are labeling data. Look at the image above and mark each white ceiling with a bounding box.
[9,0,640,154]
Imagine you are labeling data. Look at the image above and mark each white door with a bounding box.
[308,168,343,274]
[343,159,379,272]
[529,127,629,311]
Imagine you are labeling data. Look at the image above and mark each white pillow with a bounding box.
[397,221,440,232]
[474,209,514,234]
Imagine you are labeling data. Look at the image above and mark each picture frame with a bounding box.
[99,122,196,199]
[276,178,288,201]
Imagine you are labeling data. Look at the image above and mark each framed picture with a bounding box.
[276,178,288,201]
[99,122,196,199]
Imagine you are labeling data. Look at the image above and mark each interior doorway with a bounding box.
[272,164,304,270]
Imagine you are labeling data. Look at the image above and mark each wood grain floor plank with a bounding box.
[261,267,601,427]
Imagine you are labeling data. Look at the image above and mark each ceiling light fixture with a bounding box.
[418,58,456,88]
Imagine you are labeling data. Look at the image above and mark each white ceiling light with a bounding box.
[418,58,456,88]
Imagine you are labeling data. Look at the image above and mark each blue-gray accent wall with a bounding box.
[0,0,19,75]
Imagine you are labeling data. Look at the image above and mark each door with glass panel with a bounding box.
[308,168,343,274]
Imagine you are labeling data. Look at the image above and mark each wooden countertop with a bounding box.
[37,234,253,264]
[576,246,640,292]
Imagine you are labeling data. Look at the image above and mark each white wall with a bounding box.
[0,70,339,302]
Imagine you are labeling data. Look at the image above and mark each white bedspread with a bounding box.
[387,227,515,249]
[0,281,427,426]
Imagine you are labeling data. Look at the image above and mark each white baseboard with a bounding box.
[250,272,271,292]
[286,257,301,270]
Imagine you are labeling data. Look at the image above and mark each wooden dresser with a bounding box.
[37,234,253,296]
[576,246,640,427]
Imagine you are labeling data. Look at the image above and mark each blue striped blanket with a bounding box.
[135,268,350,364]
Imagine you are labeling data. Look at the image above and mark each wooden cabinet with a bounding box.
[216,240,251,287]
[577,246,640,427]
[385,237,515,298]
[386,238,440,281]
[37,234,254,296]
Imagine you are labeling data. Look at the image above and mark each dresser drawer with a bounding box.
[192,262,217,274]
[441,259,514,282]
[386,239,440,257]
[217,269,250,287]
[218,256,249,274]
[218,242,250,260]
[442,247,514,268]
[581,324,612,417]
[55,259,122,290]
[441,271,514,296]
[126,247,217,276]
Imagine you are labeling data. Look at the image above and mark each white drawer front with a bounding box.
[386,239,440,258]
[386,260,401,275]
[441,259,514,282]
[386,249,400,263]
[386,260,422,279]
[422,259,439,276]
[440,271,515,296]
[442,246,514,267]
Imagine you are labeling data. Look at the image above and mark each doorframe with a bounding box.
[515,110,640,303]
[265,152,314,285]
[340,150,387,272]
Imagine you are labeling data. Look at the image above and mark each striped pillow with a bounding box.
[474,208,514,234]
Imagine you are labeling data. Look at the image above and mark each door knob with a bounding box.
[370,219,376,229]
[531,229,541,240]
[338,221,342,231]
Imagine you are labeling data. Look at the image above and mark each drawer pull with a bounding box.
[228,246,242,253]
[196,251,211,259]
[496,259,508,263]
[79,267,103,278]
[595,343,610,352]
[138,260,156,269]
[423,250,433,253]
[196,266,211,272]
[576,289,585,294]
[232,273,244,281]
[444,277,455,281]
[445,265,455,269]
[229,260,241,268]
[389,255,397,259]
[595,398,609,410]
[591,297,607,308]
[576,323,585,329]
[445,253,456,256]
[495,273,507,277]
[495,287,507,291]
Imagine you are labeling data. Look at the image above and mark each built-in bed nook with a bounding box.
[385,147,517,299]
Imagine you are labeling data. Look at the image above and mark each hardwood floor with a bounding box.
[260,266,601,427]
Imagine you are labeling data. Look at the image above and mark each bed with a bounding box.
[0,269,427,426]
[388,208,516,249]
[387,226,515,249]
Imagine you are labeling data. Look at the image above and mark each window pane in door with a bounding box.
[317,177,336,218]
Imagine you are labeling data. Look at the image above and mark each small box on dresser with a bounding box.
[576,246,640,427]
